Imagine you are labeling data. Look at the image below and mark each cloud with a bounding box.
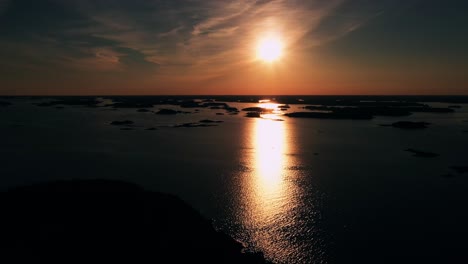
[0,0,401,91]
[171,0,346,80]
[159,25,185,38]
[307,0,403,47]
[61,47,123,72]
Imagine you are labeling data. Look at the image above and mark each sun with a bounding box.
[256,36,283,62]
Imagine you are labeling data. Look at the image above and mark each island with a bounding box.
[0,179,268,264]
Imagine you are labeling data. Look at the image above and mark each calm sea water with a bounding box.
[1,97,468,263]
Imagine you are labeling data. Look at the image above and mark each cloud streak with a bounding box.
[1,1,375,70]
[0,0,426,94]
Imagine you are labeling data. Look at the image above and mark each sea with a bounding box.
[1,96,468,263]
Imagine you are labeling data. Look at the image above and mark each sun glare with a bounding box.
[257,36,283,62]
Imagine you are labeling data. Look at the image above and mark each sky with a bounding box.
[0,0,467,95]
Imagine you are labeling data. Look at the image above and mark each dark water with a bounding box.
[1,96,468,263]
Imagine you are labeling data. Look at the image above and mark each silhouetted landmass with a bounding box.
[285,111,373,120]
[104,97,239,113]
[405,148,439,158]
[15,95,468,107]
[304,103,419,111]
[155,109,179,115]
[120,127,135,131]
[203,102,226,107]
[180,101,203,108]
[155,109,191,115]
[448,105,462,108]
[201,103,238,112]
[289,104,447,119]
[35,98,102,107]
[303,105,454,117]
[202,95,468,105]
[199,119,223,123]
[242,107,268,112]
[110,120,134,126]
[0,101,11,107]
[245,112,261,118]
[137,109,151,112]
[190,101,233,109]
[451,166,468,174]
[175,123,217,128]
[392,121,431,129]
[186,102,238,113]
[304,106,411,117]
[110,102,154,108]
[105,96,177,108]
[225,107,239,113]
[0,179,268,264]
[145,127,157,131]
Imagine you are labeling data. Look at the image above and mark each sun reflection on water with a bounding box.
[237,102,303,262]
[227,102,326,263]
[252,102,288,208]
[253,117,286,210]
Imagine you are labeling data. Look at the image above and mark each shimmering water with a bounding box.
[1,97,468,263]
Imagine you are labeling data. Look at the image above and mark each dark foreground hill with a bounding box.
[0,179,268,264]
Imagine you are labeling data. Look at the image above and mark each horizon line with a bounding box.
[2,94,468,97]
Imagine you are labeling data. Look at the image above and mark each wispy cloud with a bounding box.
[172,0,346,80]
[0,0,403,92]
[66,47,124,72]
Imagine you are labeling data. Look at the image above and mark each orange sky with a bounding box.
[0,0,467,95]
